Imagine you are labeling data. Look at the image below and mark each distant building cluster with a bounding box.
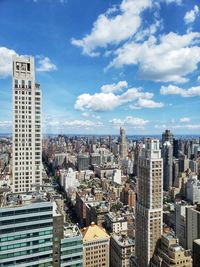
[0,56,200,266]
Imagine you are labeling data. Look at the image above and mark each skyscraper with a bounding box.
[162,129,173,145]
[162,141,173,191]
[12,56,42,193]
[162,130,173,192]
[119,127,127,159]
[135,139,163,267]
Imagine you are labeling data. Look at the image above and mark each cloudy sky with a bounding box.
[0,0,200,135]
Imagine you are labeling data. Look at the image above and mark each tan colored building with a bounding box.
[135,139,163,267]
[110,234,135,267]
[150,234,192,267]
[81,222,110,267]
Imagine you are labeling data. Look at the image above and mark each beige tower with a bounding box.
[119,127,127,159]
[135,139,163,266]
[12,56,42,193]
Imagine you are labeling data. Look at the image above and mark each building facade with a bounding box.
[150,234,192,267]
[193,239,200,267]
[110,234,135,267]
[119,127,127,160]
[12,56,42,193]
[135,139,163,266]
[0,191,83,267]
[162,141,173,191]
[81,222,110,267]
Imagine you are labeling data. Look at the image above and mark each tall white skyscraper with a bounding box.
[135,139,163,267]
[12,56,42,193]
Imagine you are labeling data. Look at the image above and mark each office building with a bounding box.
[110,234,135,267]
[77,154,90,171]
[12,56,42,193]
[186,175,200,204]
[175,202,193,249]
[186,205,200,250]
[193,239,200,267]
[119,127,127,159]
[81,222,110,267]
[0,191,83,267]
[162,129,173,146]
[134,139,163,267]
[150,234,192,267]
[162,141,173,191]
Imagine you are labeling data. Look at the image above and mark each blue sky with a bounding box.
[0,0,200,135]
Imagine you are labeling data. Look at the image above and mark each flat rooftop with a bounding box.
[112,234,135,247]
[64,224,82,239]
[1,191,49,208]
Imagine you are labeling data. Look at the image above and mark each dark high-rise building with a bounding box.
[193,239,200,267]
[162,129,173,145]
[162,141,173,191]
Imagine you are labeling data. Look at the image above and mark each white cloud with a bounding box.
[110,116,149,127]
[197,76,200,82]
[47,119,102,128]
[180,117,190,123]
[160,85,200,97]
[130,98,164,109]
[62,120,102,127]
[184,5,199,25]
[82,112,101,119]
[0,121,12,128]
[101,80,128,93]
[0,47,57,77]
[0,47,17,78]
[164,0,182,5]
[173,124,200,129]
[71,0,152,56]
[36,56,57,72]
[107,31,200,83]
[75,85,156,112]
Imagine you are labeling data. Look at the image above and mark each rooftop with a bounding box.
[64,224,82,239]
[81,222,109,242]
[112,234,135,247]
[1,191,48,208]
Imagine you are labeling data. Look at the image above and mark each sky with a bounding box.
[0,0,200,135]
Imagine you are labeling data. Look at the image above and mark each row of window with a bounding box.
[0,207,52,217]
[0,223,52,234]
[0,246,52,260]
[0,214,52,226]
[0,253,52,267]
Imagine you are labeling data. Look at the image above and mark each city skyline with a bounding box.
[0,0,200,135]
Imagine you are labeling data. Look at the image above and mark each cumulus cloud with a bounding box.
[130,98,164,109]
[36,56,57,72]
[184,5,199,25]
[71,0,152,56]
[180,117,190,123]
[101,80,127,93]
[197,76,200,82]
[110,116,149,127]
[74,82,162,112]
[0,47,17,78]
[160,85,200,97]
[107,31,200,83]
